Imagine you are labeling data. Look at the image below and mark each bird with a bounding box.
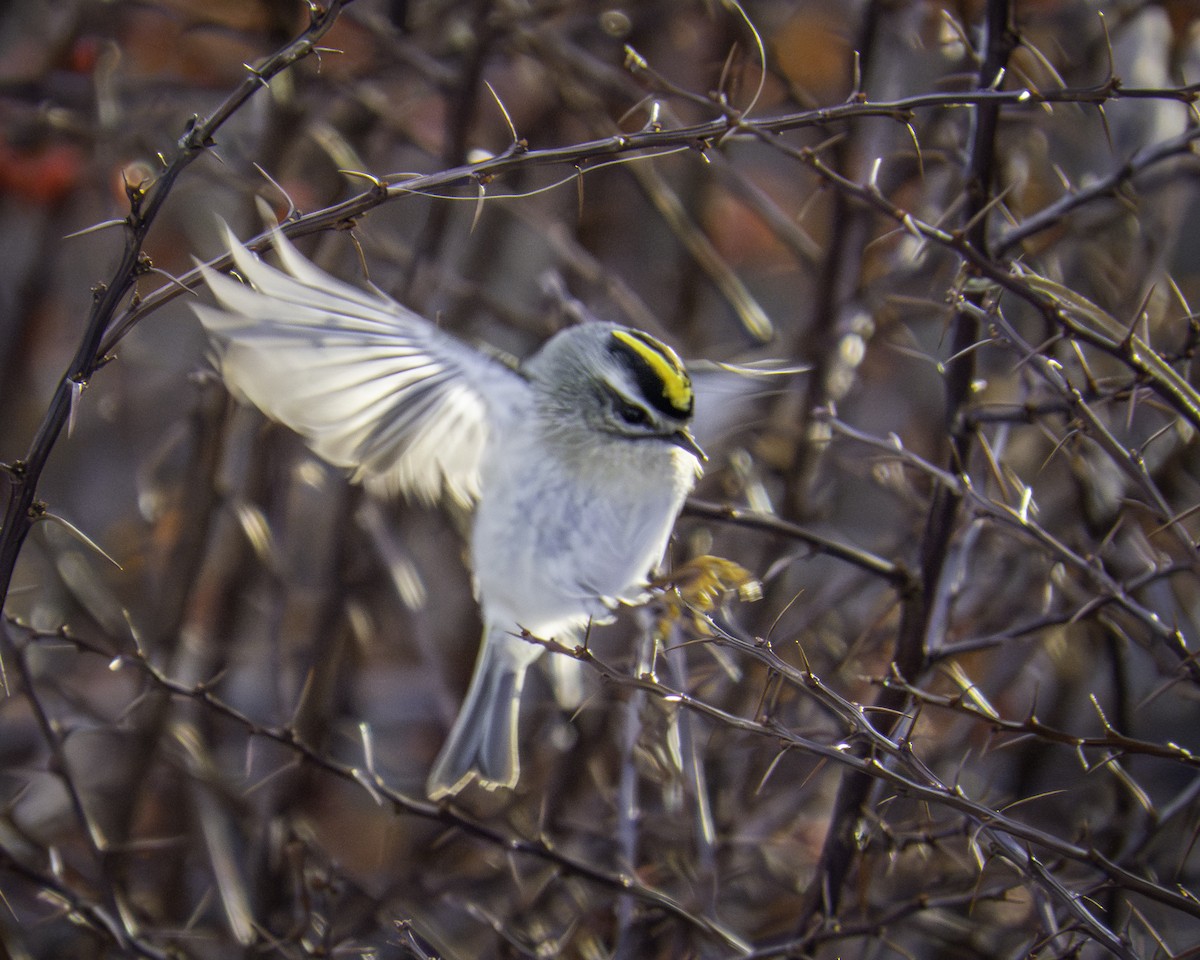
[191,224,704,799]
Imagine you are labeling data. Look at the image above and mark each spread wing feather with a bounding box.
[192,225,527,505]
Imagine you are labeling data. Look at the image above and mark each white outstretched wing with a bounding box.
[192,226,527,506]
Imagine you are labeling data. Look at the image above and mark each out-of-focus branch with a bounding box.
[521,626,1190,953]
[752,132,1200,438]
[0,623,131,948]
[25,602,1200,954]
[96,79,1200,353]
[880,674,1200,767]
[0,842,176,960]
[739,880,1029,958]
[936,560,1195,658]
[10,621,752,956]
[0,0,353,608]
[682,498,911,586]
[823,398,1199,674]
[8,5,1200,954]
[996,120,1200,255]
[778,1,884,519]
[793,0,1017,930]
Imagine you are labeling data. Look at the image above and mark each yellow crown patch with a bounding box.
[611,329,693,416]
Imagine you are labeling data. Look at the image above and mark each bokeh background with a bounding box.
[3,0,1200,957]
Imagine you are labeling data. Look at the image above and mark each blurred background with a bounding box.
[3,0,1200,957]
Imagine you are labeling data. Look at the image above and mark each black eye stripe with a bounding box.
[602,387,651,426]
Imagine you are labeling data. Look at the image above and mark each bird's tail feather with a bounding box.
[426,626,541,799]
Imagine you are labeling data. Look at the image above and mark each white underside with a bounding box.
[471,416,697,639]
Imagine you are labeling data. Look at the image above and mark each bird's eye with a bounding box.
[615,399,649,426]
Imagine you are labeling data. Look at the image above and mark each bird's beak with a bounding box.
[671,428,707,462]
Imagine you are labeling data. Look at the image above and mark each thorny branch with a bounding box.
[5,2,1200,958]
[794,0,1019,931]
[0,0,353,607]
[12,611,1194,960]
[1,619,751,956]
[95,84,1200,353]
[0,841,173,959]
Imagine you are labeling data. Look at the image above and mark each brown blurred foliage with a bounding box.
[3,1,1200,958]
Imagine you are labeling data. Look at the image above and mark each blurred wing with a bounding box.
[192,225,526,506]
